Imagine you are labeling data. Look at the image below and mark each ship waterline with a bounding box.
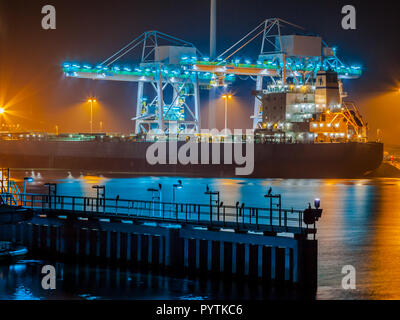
[0,140,383,178]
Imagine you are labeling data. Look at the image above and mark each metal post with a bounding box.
[249,208,252,224]
[23,179,27,206]
[270,197,273,225]
[136,82,144,134]
[256,208,259,230]
[236,203,239,227]
[253,76,263,129]
[90,100,93,134]
[7,169,10,195]
[223,206,226,227]
[210,0,217,59]
[209,193,212,223]
[198,205,200,222]
[279,195,282,226]
[194,75,201,132]
[157,65,164,131]
[224,98,228,130]
[217,193,220,222]
[284,210,287,228]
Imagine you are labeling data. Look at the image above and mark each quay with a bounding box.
[0,172,323,291]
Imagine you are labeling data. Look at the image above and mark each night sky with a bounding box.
[0,0,399,143]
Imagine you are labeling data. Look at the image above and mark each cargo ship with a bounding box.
[0,19,383,178]
[0,70,384,178]
[0,137,382,178]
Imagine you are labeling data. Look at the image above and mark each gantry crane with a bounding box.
[63,18,361,134]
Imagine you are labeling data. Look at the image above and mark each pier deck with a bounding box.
[2,193,316,236]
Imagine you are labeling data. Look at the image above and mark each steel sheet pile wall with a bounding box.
[0,216,317,290]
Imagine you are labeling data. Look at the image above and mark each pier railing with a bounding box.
[8,193,316,233]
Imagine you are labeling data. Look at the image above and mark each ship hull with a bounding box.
[0,140,383,178]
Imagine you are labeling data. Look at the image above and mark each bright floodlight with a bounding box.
[0,108,4,114]
[222,94,233,100]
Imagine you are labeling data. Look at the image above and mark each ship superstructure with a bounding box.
[253,70,367,144]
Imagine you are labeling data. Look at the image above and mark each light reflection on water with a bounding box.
[1,260,294,300]
[2,170,400,300]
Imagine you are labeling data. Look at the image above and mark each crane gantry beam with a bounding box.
[63,19,362,133]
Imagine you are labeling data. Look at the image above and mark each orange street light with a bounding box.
[0,108,5,131]
[221,94,233,130]
[87,98,97,134]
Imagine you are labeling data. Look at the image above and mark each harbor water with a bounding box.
[1,170,400,300]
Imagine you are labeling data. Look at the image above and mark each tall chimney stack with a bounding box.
[208,0,217,129]
[210,0,217,58]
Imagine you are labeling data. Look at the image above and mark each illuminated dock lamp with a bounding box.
[205,185,221,220]
[264,187,282,219]
[221,94,233,130]
[304,199,323,234]
[0,108,5,130]
[314,198,321,209]
[172,180,183,204]
[44,183,57,196]
[147,184,163,216]
[92,185,106,211]
[44,183,57,209]
[87,98,97,134]
[23,177,34,206]
[92,185,106,199]
[147,184,162,202]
